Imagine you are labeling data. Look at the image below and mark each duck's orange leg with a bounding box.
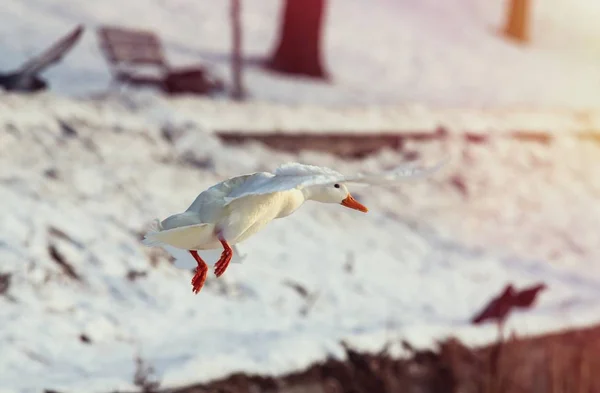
[214,239,233,277]
[189,250,208,294]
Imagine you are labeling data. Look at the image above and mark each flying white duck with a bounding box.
[143,159,446,294]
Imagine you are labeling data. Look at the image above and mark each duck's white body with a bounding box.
[142,159,446,294]
[145,173,307,251]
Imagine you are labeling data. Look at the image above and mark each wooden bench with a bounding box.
[96,26,223,94]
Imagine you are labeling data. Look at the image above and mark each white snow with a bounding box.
[2,0,600,108]
[1,93,600,392]
[3,0,600,391]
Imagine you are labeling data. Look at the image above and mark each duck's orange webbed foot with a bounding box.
[214,239,233,277]
[189,250,208,294]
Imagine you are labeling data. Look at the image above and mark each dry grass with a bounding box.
[441,325,600,393]
[113,324,600,393]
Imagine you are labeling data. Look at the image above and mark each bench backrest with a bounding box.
[97,26,168,69]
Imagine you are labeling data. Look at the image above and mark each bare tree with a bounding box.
[266,0,329,79]
[503,0,530,43]
[230,0,245,99]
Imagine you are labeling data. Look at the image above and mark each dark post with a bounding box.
[230,0,245,99]
[266,0,329,79]
[503,0,530,43]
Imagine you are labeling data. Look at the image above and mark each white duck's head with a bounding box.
[304,182,368,213]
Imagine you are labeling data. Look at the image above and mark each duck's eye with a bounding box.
[334,183,340,188]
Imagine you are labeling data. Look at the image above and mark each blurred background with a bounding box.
[1,1,600,392]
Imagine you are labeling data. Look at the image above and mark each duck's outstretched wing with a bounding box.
[223,166,344,202]
[224,158,448,203]
[343,156,449,186]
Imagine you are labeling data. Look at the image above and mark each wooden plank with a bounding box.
[215,127,568,158]
[216,132,414,158]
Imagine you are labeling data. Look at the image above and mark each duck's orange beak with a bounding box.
[341,194,368,213]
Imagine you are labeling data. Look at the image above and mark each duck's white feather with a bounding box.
[344,157,448,185]
[274,162,345,178]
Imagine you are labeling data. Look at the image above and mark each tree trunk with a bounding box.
[230,0,246,99]
[266,0,329,79]
[503,0,530,43]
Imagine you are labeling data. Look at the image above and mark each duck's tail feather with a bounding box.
[141,219,164,247]
[142,220,214,250]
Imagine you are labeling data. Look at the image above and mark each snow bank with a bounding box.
[1,94,600,392]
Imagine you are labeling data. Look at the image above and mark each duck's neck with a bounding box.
[301,187,322,203]
[276,189,309,218]
[301,187,329,203]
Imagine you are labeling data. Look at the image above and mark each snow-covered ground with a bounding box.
[2,0,600,108]
[3,0,600,391]
[1,94,600,392]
